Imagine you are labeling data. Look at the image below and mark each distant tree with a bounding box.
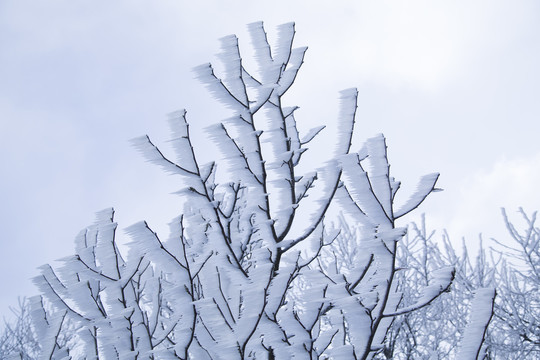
[489,208,540,359]
[23,22,493,359]
[0,298,40,360]
[382,208,540,360]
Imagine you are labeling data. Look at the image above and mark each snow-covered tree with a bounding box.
[489,208,540,359]
[27,22,492,359]
[0,299,40,360]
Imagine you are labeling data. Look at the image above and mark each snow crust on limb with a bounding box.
[394,172,440,219]
[383,266,455,317]
[457,287,496,359]
[334,88,357,157]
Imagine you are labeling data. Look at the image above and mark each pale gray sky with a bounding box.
[1,0,540,320]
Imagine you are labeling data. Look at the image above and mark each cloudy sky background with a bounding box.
[1,0,540,320]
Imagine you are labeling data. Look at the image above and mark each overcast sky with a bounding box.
[1,0,540,321]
